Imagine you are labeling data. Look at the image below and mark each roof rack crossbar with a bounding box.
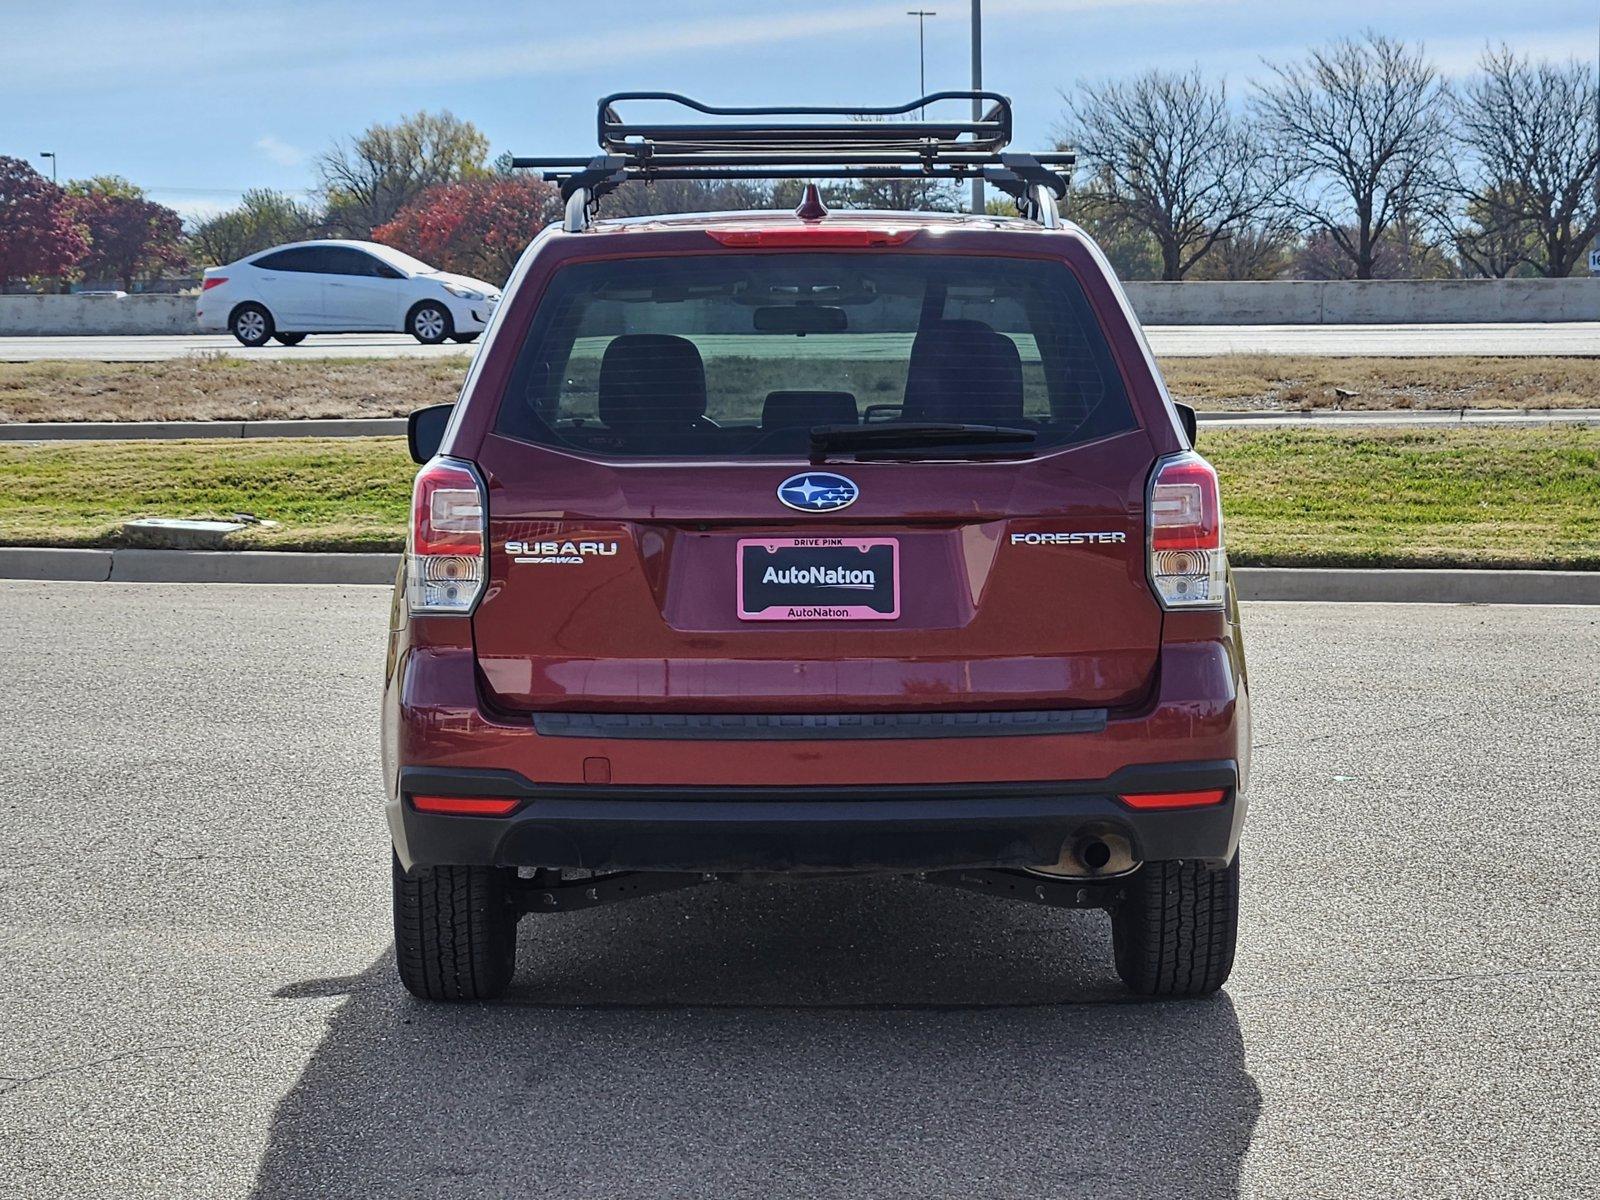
[511,93,1075,226]
[597,91,1013,153]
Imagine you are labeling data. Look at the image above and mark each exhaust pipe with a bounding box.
[1028,831,1138,879]
[1077,838,1113,872]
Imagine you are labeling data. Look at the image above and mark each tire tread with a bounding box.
[1111,853,1239,997]
[392,855,516,1002]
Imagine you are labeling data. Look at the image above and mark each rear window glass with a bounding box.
[495,253,1136,458]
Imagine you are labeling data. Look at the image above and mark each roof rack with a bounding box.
[511,92,1074,232]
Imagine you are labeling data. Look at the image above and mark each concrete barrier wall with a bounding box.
[1,279,1597,335]
[0,294,197,336]
[1123,278,1600,325]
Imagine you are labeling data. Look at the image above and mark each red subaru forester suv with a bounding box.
[383,94,1249,1001]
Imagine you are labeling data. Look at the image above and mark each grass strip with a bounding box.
[0,427,1594,568]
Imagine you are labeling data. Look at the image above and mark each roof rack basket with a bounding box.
[512,92,1074,231]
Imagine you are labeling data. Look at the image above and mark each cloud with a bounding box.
[255,135,307,168]
[325,0,1210,86]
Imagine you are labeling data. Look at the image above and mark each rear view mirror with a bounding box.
[408,403,453,464]
[753,305,848,335]
[1174,402,1198,445]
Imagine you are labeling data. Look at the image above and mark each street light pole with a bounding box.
[39,152,56,185]
[970,0,983,213]
[1592,17,1599,275]
[907,10,936,112]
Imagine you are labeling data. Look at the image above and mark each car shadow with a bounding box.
[250,875,1259,1199]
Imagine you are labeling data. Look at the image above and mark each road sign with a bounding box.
[1590,248,1600,275]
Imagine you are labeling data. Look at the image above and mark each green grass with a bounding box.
[0,427,1595,567]
[1206,427,1600,569]
[0,438,413,552]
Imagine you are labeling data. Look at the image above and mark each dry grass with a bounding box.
[1162,355,1600,412]
[0,357,464,423]
[1,353,1597,423]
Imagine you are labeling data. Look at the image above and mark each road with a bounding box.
[1,584,1596,1198]
[1,321,1598,361]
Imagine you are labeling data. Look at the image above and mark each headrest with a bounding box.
[903,319,1024,424]
[598,334,707,433]
[762,391,859,431]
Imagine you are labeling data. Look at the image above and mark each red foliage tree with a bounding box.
[70,191,188,291]
[0,156,89,287]
[373,176,562,283]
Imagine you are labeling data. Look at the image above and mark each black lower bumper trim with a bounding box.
[530,708,1108,740]
[390,761,1245,874]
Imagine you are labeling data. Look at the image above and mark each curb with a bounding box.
[0,549,1595,603]
[0,417,407,442]
[0,548,397,585]
[4,410,1599,442]
[1232,567,1600,605]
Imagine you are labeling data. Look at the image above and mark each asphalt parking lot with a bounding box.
[1,583,1596,1198]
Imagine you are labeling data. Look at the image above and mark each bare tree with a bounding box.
[1456,46,1600,277]
[316,111,490,235]
[1255,32,1454,279]
[1190,218,1299,280]
[1060,69,1275,280]
[1449,184,1535,278]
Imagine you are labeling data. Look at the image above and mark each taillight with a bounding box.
[406,456,485,615]
[202,276,227,290]
[1147,451,1226,609]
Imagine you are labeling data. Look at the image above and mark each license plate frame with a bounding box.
[736,536,901,621]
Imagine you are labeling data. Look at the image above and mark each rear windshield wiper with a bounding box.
[809,423,1036,462]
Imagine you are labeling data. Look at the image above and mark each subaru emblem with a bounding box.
[777,472,859,513]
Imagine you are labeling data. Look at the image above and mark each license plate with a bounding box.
[737,537,900,621]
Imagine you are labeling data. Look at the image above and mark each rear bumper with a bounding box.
[383,615,1252,874]
[390,760,1245,873]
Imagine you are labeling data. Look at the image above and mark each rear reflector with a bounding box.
[411,794,520,817]
[202,276,227,290]
[1118,788,1227,810]
[704,227,918,247]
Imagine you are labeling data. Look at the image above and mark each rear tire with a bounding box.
[392,853,518,1001]
[450,333,478,344]
[408,302,453,345]
[1111,853,1239,997]
[272,332,305,346]
[229,303,273,347]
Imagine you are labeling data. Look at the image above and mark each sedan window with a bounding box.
[320,247,395,277]
[252,248,321,272]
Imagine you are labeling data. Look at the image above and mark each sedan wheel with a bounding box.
[230,304,273,348]
[410,303,452,345]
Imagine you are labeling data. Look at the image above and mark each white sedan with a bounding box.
[196,240,501,346]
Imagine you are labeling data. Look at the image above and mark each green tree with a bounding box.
[317,110,490,235]
[66,175,145,202]
[188,189,322,266]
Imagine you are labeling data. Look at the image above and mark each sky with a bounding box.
[7,0,1597,223]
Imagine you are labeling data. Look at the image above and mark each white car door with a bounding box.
[251,247,325,327]
[321,247,407,331]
